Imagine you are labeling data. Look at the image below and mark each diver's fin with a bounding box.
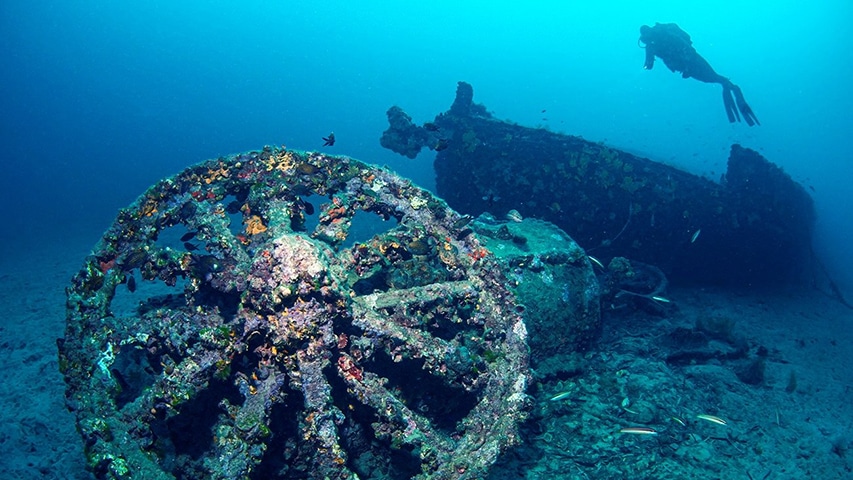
[731,85,759,126]
[722,87,739,123]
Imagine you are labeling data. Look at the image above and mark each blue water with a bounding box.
[2,0,852,292]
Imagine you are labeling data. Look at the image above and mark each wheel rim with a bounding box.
[60,147,530,479]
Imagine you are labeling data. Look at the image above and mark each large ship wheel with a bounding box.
[59,147,530,479]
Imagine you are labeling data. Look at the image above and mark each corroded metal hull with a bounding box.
[381,82,815,285]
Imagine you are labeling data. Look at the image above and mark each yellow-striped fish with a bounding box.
[619,427,657,435]
[506,209,523,223]
[588,255,604,269]
[690,229,701,243]
[670,416,686,427]
[696,414,727,425]
[549,391,571,402]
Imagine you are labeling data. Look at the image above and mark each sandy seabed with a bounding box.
[1,236,850,480]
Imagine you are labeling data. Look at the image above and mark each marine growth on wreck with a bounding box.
[381,82,816,286]
[58,147,531,480]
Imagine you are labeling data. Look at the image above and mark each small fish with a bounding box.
[455,227,473,241]
[619,427,657,435]
[588,255,605,269]
[506,209,523,223]
[123,250,148,270]
[423,122,440,132]
[670,416,686,427]
[184,242,199,252]
[549,391,572,402]
[690,229,701,243]
[407,238,431,256]
[299,198,315,215]
[650,295,670,303]
[322,132,335,147]
[452,214,473,229]
[482,192,500,206]
[696,414,727,426]
[126,274,137,293]
[296,163,319,175]
[225,200,243,214]
[189,254,223,278]
[180,231,197,242]
[434,138,449,151]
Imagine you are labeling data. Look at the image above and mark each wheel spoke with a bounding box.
[343,369,455,462]
[296,339,353,475]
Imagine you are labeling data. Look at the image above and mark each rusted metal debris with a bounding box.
[470,215,601,366]
[381,82,816,286]
[58,147,530,479]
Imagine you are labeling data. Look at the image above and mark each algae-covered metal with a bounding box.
[381,82,815,286]
[58,147,530,479]
[471,216,600,366]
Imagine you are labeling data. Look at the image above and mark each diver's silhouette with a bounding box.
[639,23,759,126]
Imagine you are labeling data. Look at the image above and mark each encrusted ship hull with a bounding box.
[381,82,815,286]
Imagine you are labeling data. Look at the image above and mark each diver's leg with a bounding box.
[684,55,727,84]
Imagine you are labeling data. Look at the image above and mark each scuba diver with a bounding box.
[639,23,759,126]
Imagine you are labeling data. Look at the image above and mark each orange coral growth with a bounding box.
[245,215,267,235]
[140,199,158,217]
[264,149,297,172]
[321,204,348,224]
[203,165,230,184]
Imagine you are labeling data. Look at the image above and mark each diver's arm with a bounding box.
[644,48,655,70]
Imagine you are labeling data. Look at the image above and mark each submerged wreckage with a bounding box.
[59,148,531,479]
[381,82,815,286]
[59,83,818,480]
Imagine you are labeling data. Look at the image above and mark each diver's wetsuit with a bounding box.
[639,23,759,126]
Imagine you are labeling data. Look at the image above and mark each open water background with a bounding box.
[2,0,851,291]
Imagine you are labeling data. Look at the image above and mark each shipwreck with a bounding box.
[381,82,816,286]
